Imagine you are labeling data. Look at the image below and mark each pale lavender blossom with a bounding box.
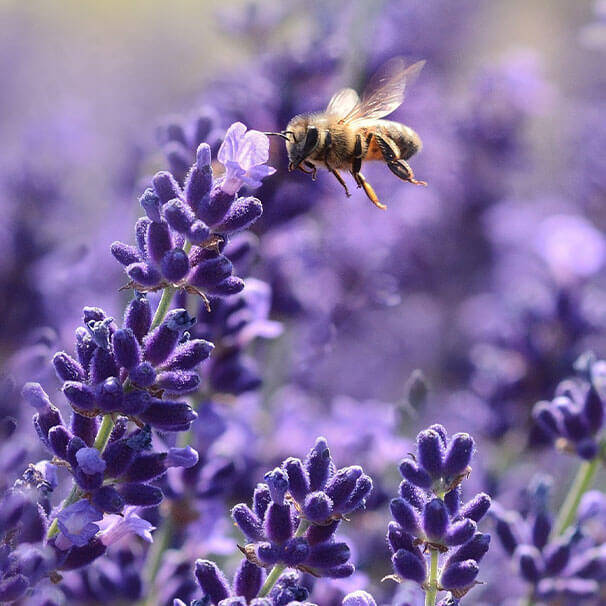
[56,500,103,549]
[217,122,276,195]
[98,506,155,546]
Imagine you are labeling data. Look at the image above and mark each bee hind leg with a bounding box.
[352,171,386,210]
[387,159,427,187]
[375,135,427,186]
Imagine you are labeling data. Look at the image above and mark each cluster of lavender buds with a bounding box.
[232,437,372,580]
[492,476,606,602]
[111,122,275,302]
[387,425,491,603]
[533,354,606,460]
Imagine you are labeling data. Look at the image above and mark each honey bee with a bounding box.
[266,57,427,210]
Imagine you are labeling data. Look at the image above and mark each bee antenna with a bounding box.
[264,131,293,141]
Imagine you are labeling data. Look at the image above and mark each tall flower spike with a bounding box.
[231,438,370,580]
[387,425,491,604]
[111,123,273,302]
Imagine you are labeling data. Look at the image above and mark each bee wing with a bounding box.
[342,58,425,123]
[325,87,361,118]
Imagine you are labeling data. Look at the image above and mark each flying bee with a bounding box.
[265,57,427,210]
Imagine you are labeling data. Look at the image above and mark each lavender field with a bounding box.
[1,1,605,605]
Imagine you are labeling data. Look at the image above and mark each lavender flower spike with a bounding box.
[217,122,276,195]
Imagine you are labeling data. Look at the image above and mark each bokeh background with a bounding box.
[1,0,606,604]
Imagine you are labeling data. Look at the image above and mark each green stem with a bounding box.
[424,548,439,606]
[46,483,81,539]
[553,457,600,537]
[93,413,116,452]
[257,519,310,597]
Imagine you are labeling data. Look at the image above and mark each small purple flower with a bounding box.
[75,447,107,475]
[98,506,155,546]
[56,500,103,548]
[217,122,276,196]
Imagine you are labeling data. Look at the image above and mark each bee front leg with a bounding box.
[375,135,427,186]
[304,161,318,180]
[323,130,350,197]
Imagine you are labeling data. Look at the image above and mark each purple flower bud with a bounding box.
[390,498,421,534]
[392,549,426,584]
[122,389,152,415]
[253,484,271,519]
[448,532,491,564]
[129,362,156,388]
[346,474,373,512]
[138,399,197,431]
[257,542,280,566]
[417,429,444,478]
[198,184,235,226]
[307,541,350,569]
[423,498,449,541]
[103,440,135,477]
[118,483,163,507]
[342,591,377,606]
[305,438,333,491]
[563,410,590,441]
[194,559,231,604]
[185,143,213,210]
[111,241,141,266]
[399,480,425,509]
[215,197,263,234]
[387,521,419,555]
[74,468,103,491]
[188,220,212,244]
[127,262,163,287]
[90,347,119,384]
[112,329,141,370]
[264,502,292,544]
[324,563,355,578]
[76,447,106,475]
[264,467,289,505]
[442,433,474,479]
[164,339,214,371]
[281,537,310,566]
[135,217,151,257]
[303,492,334,523]
[53,352,85,382]
[189,255,233,289]
[326,466,362,511]
[516,545,543,584]
[124,294,152,343]
[282,457,309,503]
[155,370,200,394]
[494,513,518,556]
[96,377,124,412]
[160,248,190,282]
[576,438,599,459]
[445,518,477,546]
[533,402,560,436]
[460,492,491,522]
[144,309,195,365]
[207,276,245,297]
[146,221,172,266]
[66,436,86,468]
[537,578,598,600]
[167,446,198,468]
[233,560,264,603]
[399,460,432,489]
[63,381,96,411]
[544,539,571,575]
[583,386,603,433]
[92,486,125,514]
[139,188,162,222]
[56,538,106,570]
[232,504,264,541]
[429,424,448,445]
[75,327,96,372]
[124,453,167,482]
[48,425,71,458]
[444,486,461,517]
[440,559,479,590]
[532,510,552,550]
[22,382,52,412]
[164,198,195,233]
[152,171,182,204]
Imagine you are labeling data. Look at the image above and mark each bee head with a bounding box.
[283,117,318,171]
